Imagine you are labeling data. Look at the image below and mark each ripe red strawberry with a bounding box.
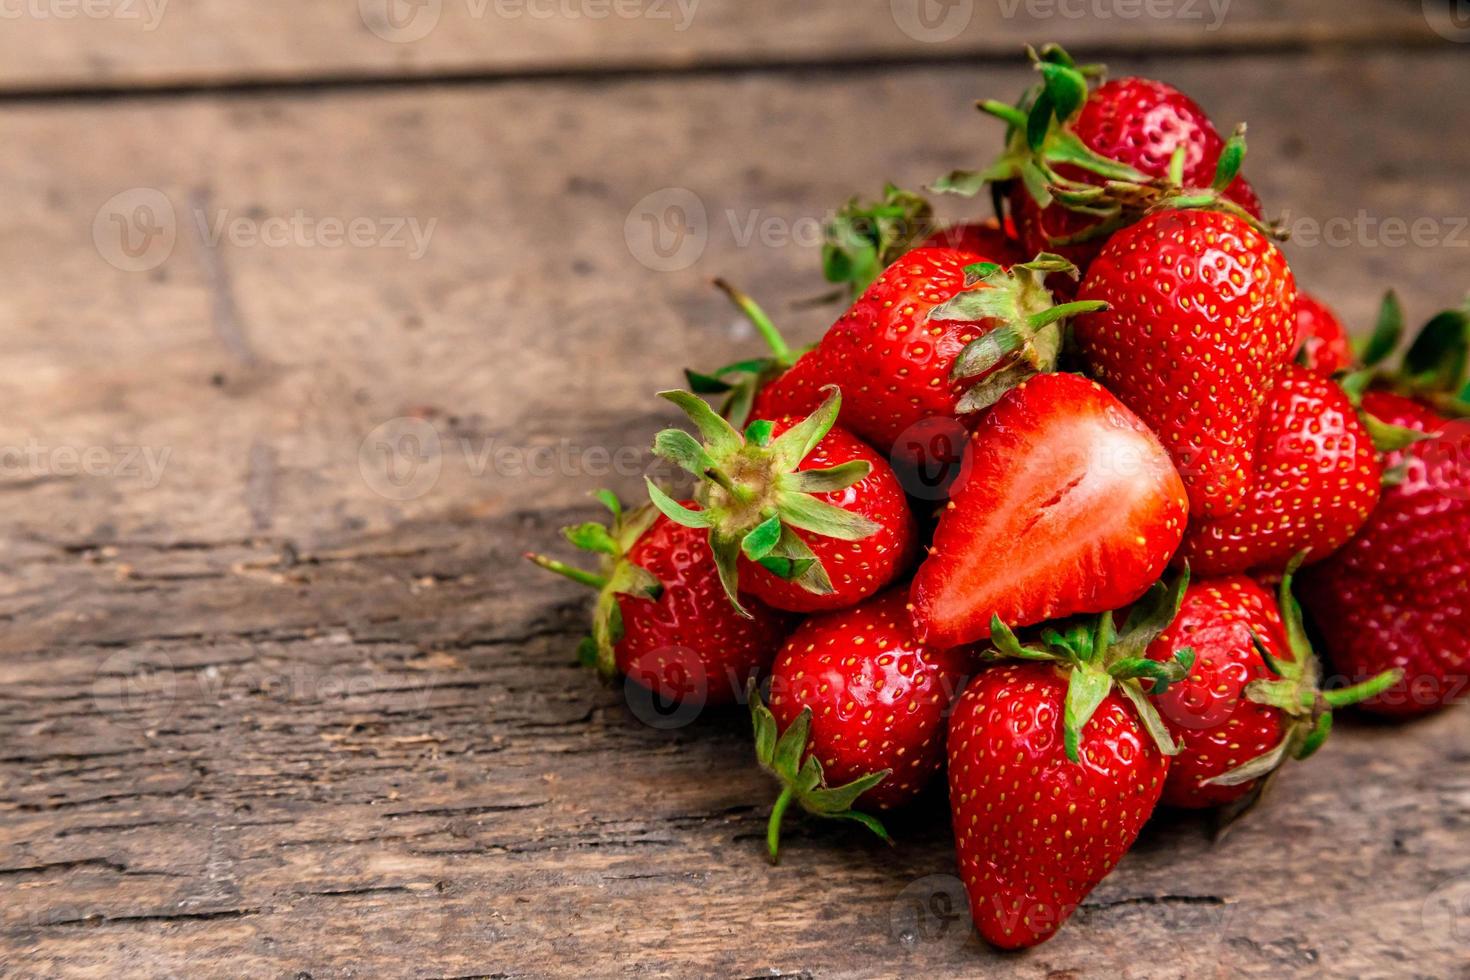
[821,183,936,300]
[751,589,972,861]
[526,492,790,705]
[1300,390,1470,716]
[1178,365,1382,575]
[1144,569,1400,809]
[910,372,1187,649]
[648,387,916,614]
[918,218,1025,266]
[948,581,1194,949]
[747,345,828,423]
[1074,208,1298,518]
[1293,292,1355,376]
[812,248,1104,465]
[937,46,1262,279]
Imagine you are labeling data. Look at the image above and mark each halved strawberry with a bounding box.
[910,372,1188,649]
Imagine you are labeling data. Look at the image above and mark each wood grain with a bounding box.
[2,48,1469,978]
[0,0,1447,94]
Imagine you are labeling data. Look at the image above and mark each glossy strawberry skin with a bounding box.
[1075,209,1298,519]
[748,347,830,423]
[1293,292,1356,376]
[919,219,1025,266]
[616,510,791,705]
[741,421,917,614]
[808,247,1004,464]
[1299,392,1470,716]
[1013,77,1262,275]
[1179,366,1382,575]
[1145,577,1293,808]
[910,372,1188,649]
[948,662,1169,949]
[767,590,971,810]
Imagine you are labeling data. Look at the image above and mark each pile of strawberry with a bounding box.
[530,45,1470,949]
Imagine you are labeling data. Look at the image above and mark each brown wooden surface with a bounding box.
[0,0,1448,93]
[2,17,1470,980]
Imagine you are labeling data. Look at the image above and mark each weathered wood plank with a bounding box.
[0,0,1448,93]
[3,50,1469,977]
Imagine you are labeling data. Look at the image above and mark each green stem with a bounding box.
[767,783,795,865]
[1027,300,1109,331]
[714,279,794,366]
[524,553,608,590]
[979,99,1028,127]
[704,466,755,506]
[1322,669,1405,708]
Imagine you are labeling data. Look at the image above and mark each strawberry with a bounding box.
[936,45,1262,278]
[1293,292,1355,376]
[525,492,790,705]
[1144,567,1401,810]
[1177,365,1382,575]
[811,248,1104,465]
[1074,208,1298,518]
[918,217,1025,266]
[910,372,1187,649]
[821,183,936,300]
[1300,391,1470,716]
[750,589,972,861]
[948,579,1194,948]
[684,280,819,429]
[1297,298,1470,717]
[647,387,916,614]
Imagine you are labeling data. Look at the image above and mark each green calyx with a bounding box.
[1355,290,1470,419]
[523,490,664,680]
[930,252,1107,413]
[823,183,936,300]
[684,280,807,430]
[933,43,1280,245]
[749,682,892,865]
[984,570,1196,763]
[646,385,878,617]
[1204,555,1403,789]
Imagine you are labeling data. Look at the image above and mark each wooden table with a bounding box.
[3,3,1468,976]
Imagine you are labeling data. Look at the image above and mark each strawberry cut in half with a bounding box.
[910,372,1188,649]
